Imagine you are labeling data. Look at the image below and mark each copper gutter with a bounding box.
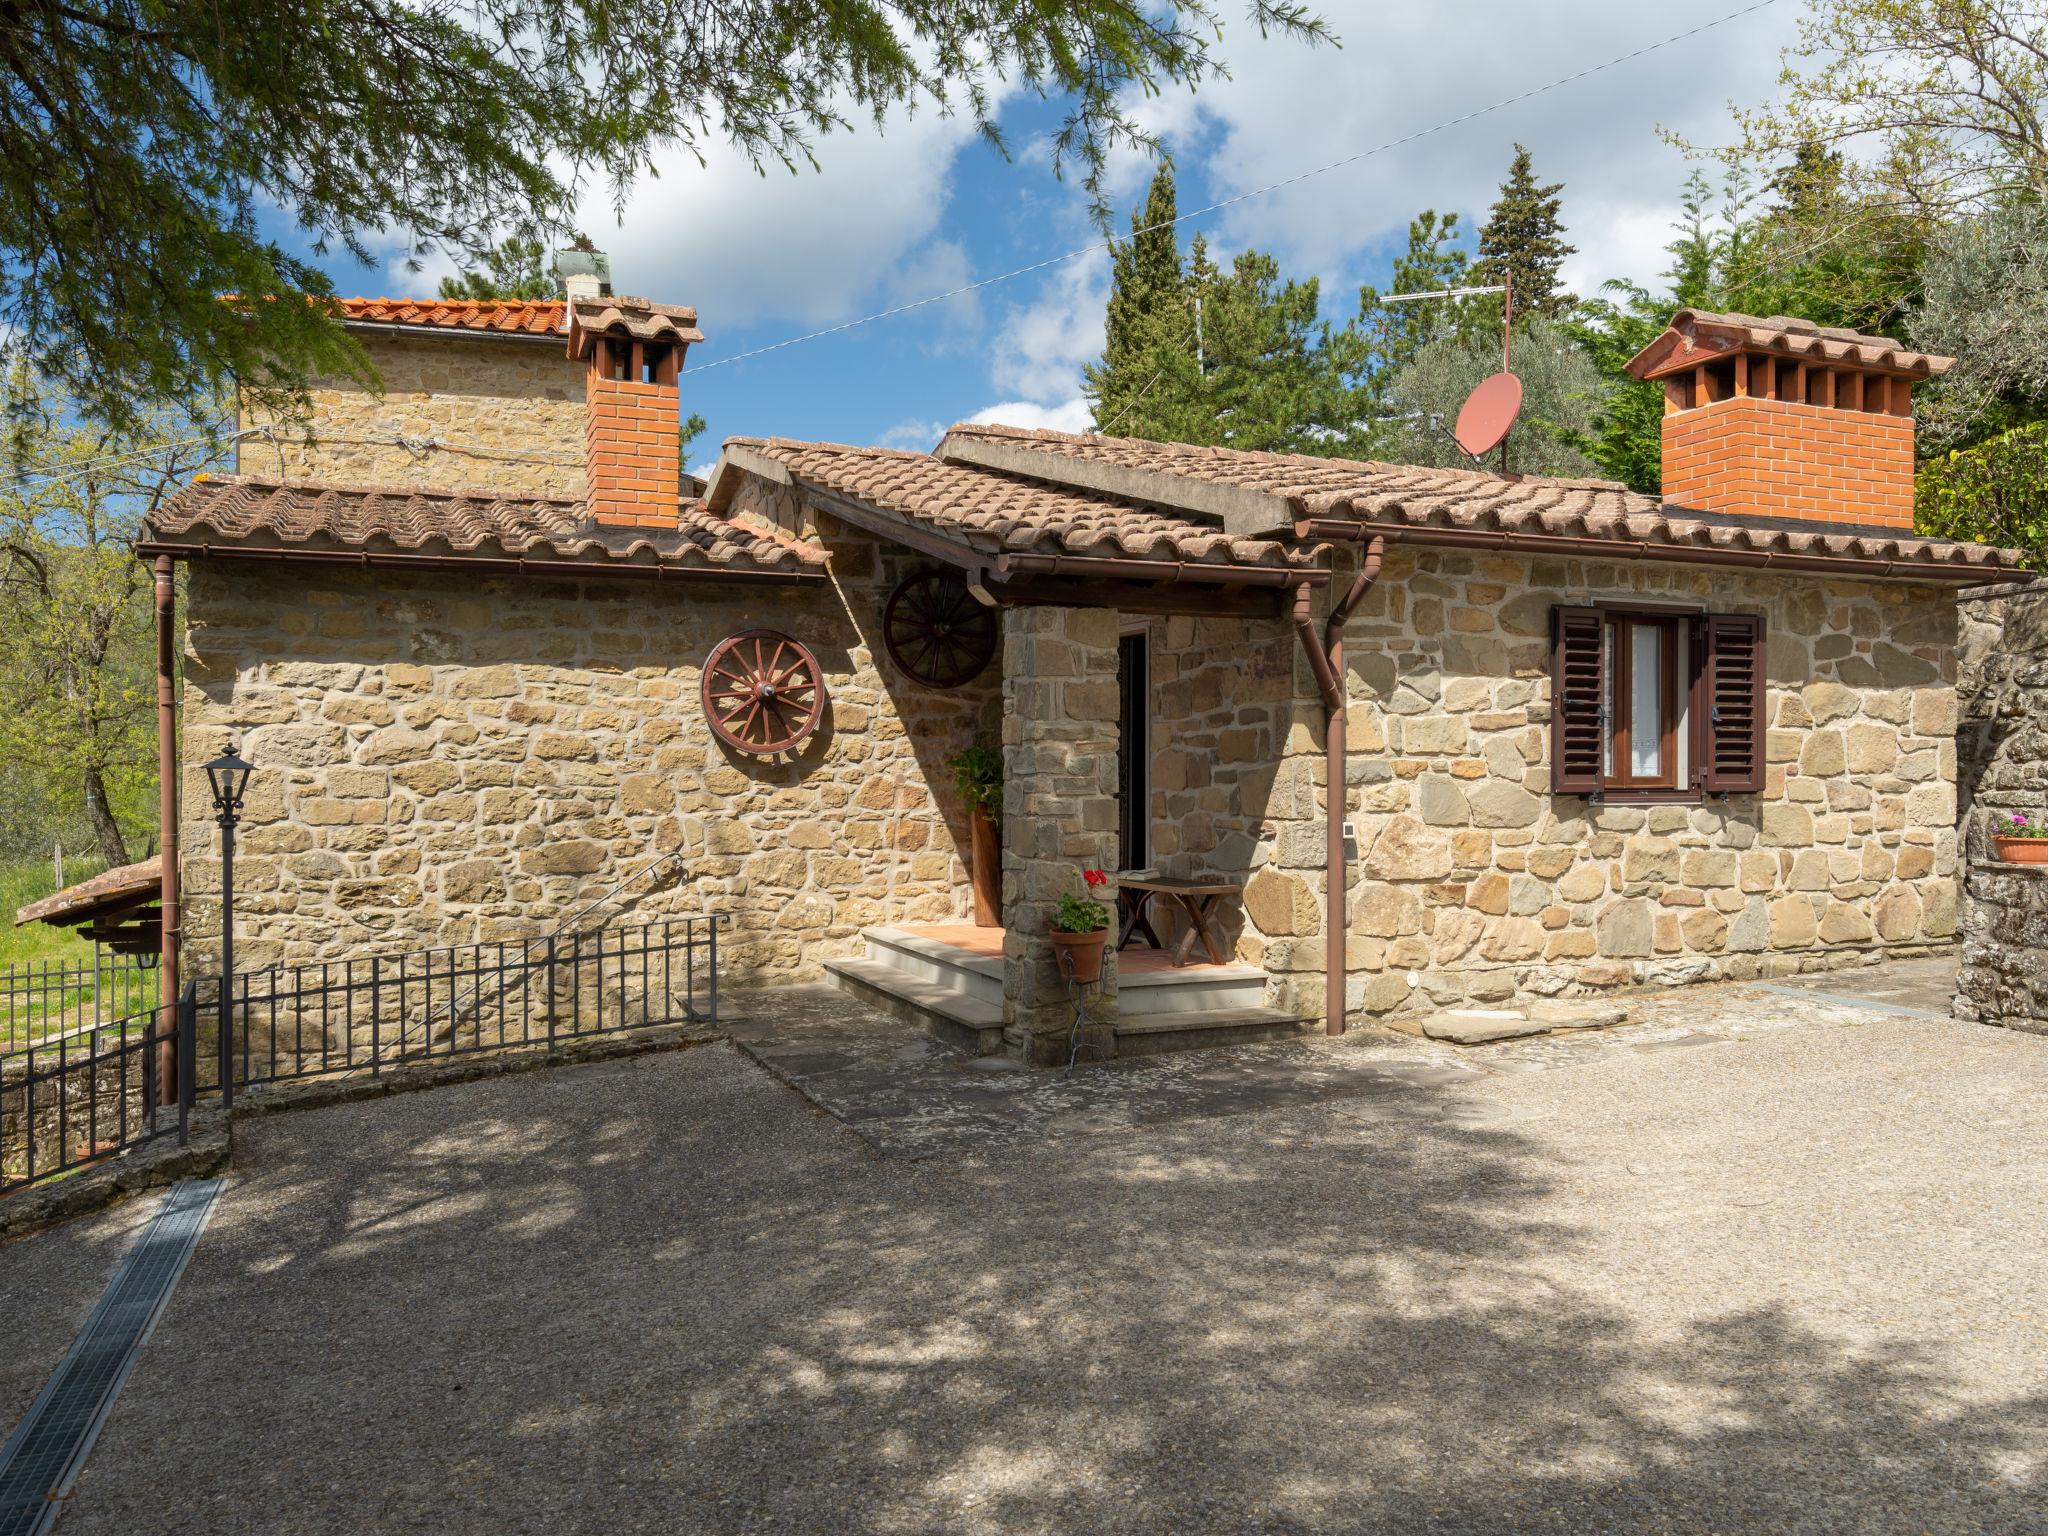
[1291,519,2011,586]
[136,541,823,585]
[1292,537,1386,1037]
[153,557,179,1106]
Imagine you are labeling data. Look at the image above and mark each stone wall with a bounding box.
[1958,584,2048,862]
[999,606,1121,1059]
[1173,547,1962,1025]
[175,516,998,982]
[1955,863,2048,1033]
[1955,583,2048,1034]
[238,333,588,499]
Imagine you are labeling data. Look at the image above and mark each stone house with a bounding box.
[140,294,2032,1062]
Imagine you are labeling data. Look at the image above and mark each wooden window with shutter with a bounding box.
[1550,604,1765,800]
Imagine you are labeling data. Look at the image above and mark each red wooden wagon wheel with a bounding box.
[883,568,998,689]
[701,630,825,756]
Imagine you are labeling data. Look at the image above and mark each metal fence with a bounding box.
[2,989,192,1194]
[204,918,718,1100]
[1,955,163,1052]
[2,919,718,1194]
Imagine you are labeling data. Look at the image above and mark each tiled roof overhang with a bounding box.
[1625,309,1956,382]
[141,476,826,583]
[334,297,568,341]
[713,437,1329,587]
[929,424,2030,585]
[15,858,162,929]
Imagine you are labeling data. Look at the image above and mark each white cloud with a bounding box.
[1102,0,1801,294]
[567,105,998,336]
[967,399,1095,434]
[876,417,948,450]
[987,250,1109,405]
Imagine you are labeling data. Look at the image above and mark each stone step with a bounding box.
[822,956,1005,1056]
[1414,999,1629,1046]
[1115,960,1269,1018]
[1111,1007,1315,1058]
[860,926,1005,1008]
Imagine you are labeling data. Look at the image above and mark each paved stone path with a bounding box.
[5,955,2045,1534]
[724,957,1963,1158]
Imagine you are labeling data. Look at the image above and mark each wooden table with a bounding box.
[1115,876,1242,967]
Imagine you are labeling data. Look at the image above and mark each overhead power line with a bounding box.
[685,0,1783,376]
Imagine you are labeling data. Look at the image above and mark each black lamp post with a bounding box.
[204,746,252,1107]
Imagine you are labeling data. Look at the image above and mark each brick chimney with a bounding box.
[564,294,706,529]
[1625,310,1953,530]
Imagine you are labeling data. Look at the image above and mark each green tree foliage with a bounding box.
[1912,205,2048,449]
[1915,421,2048,569]
[1709,0,2047,225]
[2,0,1331,430]
[440,237,557,302]
[1084,168,1364,451]
[0,380,224,864]
[1476,145,1577,321]
[1380,317,1603,479]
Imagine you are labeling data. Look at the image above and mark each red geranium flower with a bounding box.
[1082,868,1107,888]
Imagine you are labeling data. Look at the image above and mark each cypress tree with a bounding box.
[1477,145,1578,320]
[1086,166,1190,433]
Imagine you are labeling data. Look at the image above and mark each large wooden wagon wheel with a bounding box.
[702,629,825,756]
[883,568,998,689]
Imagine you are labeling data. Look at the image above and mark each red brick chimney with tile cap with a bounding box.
[1625,309,1954,530]
[565,295,707,529]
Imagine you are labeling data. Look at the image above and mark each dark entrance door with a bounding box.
[1118,631,1148,873]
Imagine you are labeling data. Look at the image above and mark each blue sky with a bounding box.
[284,0,1806,468]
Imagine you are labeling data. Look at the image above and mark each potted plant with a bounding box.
[1050,868,1113,984]
[949,745,1003,927]
[1992,811,2048,866]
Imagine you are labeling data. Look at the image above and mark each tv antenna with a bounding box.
[1378,271,1521,473]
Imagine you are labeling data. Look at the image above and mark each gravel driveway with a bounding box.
[7,966,2047,1533]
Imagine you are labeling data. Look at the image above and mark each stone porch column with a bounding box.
[1000,605,1121,1062]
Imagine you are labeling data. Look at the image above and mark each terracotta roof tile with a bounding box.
[918,423,2029,576]
[336,298,567,336]
[567,295,705,351]
[1626,308,1954,380]
[143,476,824,577]
[15,858,161,928]
[728,437,1321,569]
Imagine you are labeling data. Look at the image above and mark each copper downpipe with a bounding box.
[153,557,180,1106]
[1292,534,1385,1037]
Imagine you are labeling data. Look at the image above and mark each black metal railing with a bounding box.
[1,955,162,1052]
[201,918,719,1101]
[2,986,192,1195]
[2,919,717,1195]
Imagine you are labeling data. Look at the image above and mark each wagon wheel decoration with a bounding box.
[883,568,999,689]
[701,630,825,756]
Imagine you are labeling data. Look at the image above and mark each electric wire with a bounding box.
[684,0,1784,374]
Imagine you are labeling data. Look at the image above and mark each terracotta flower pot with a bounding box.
[969,804,1000,928]
[1992,834,2048,866]
[1050,927,1109,985]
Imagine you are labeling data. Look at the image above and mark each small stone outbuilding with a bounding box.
[142,295,2033,1062]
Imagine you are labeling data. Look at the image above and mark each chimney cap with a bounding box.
[1626,308,1954,384]
[565,294,705,361]
[553,248,612,299]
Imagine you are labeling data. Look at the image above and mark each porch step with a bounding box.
[1115,960,1268,1017]
[822,956,1006,1056]
[1112,1007,1315,1058]
[860,926,1005,1008]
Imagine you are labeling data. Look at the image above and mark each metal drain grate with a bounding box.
[0,1178,222,1536]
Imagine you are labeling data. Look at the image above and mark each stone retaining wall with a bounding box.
[1955,584,2048,1033]
[1956,863,2048,1033]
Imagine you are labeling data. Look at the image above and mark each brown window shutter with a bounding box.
[1550,606,1605,794]
[1700,613,1766,793]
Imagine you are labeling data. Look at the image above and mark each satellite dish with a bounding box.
[1454,370,1523,459]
